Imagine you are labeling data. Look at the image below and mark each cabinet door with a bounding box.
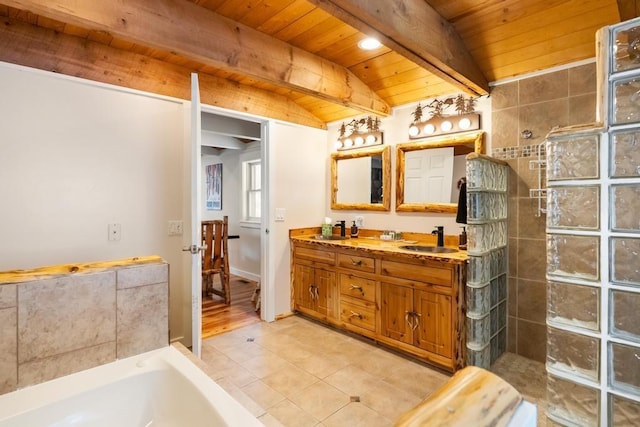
[294,264,315,310]
[414,290,452,358]
[313,269,334,316]
[380,283,413,345]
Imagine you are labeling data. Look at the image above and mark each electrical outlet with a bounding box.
[355,216,364,228]
[168,220,183,236]
[108,223,121,241]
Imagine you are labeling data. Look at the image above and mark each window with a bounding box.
[243,160,261,221]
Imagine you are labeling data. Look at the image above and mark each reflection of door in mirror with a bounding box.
[404,147,454,203]
[395,131,484,213]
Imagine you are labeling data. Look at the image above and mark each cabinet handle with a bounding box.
[314,286,320,300]
[350,259,363,266]
[349,284,363,293]
[349,311,363,320]
[309,285,316,300]
[405,311,415,330]
[412,312,421,331]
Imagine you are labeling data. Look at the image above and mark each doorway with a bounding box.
[199,109,265,339]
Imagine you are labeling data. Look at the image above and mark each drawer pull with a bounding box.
[349,284,363,293]
[350,259,363,266]
[349,311,364,320]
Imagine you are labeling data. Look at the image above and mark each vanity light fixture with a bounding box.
[335,116,384,151]
[408,95,481,139]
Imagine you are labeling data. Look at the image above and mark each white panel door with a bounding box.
[404,146,454,203]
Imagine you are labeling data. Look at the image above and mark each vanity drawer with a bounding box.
[337,253,375,273]
[339,274,376,302]
[340,298,375,332]
[381,260,453,287]
[295,245,336,265]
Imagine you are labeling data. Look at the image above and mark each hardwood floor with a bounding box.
[202,275,261,339]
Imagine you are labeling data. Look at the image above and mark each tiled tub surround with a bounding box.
[0,256,169,395]
[465,153,509,369]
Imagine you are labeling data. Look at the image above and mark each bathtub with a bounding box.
[0,345,263,426]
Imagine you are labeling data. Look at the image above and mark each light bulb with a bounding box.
[365,134,377,144]
[343,138,353,148]
[408,125,419,137]
[334,140,343,150]
[423,123,436,134]
[354,136,364,146]
[441,120,452,132]
[358,37,381,50]
[459,117,471,129]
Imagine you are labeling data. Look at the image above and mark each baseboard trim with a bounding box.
[230,267,260,282]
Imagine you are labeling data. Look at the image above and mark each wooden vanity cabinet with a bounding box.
[290,239,465,372]
[292,243,337,321]
[379,283,452,358]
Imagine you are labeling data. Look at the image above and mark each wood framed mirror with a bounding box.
[331,145,391,211]
[396,131,485,213]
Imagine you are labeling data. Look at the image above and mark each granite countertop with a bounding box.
[291,231,468,264]
[0,255,165,284]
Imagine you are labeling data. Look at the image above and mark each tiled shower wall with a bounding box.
[0,259,169,395]
[490,63,598,362]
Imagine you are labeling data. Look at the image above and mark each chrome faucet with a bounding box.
[432,226,444,247]
[335,220,346,237]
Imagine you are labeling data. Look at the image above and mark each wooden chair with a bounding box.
[201,216,230,305]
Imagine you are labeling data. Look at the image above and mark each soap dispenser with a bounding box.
[350,220,359,238]
[459,226,467,250]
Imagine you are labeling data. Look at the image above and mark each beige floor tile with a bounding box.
[293,351,351,379]
[241,350,297,379]
[379,357,450,400]
[242,379,287,410]
[216,339,267,363]
[289,381,350,421]
[322,402,391,427]
[262,365,320,398]
[200,316,550,427]
[203,331,249,353]
[266,399,319,427]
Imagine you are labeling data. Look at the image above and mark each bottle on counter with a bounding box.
[459,226,467,250]
[350,220,359,238]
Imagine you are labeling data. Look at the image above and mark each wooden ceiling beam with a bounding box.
[617,0,640,21]
[308,0,489,96]
[2,0,390,117]
[0,16,327,129]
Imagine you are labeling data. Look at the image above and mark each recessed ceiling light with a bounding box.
[358,37,381,50]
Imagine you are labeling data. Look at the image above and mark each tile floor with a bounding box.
[201,315,552,426]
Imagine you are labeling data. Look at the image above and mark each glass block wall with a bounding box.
[544,17,640,426]
[465,153,509,369]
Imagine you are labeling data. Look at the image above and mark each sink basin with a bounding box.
[314,234,349,240]
[400,245,458,254]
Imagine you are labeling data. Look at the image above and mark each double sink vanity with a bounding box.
[289,228,468,372]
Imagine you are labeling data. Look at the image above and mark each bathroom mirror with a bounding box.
[396,131,485,213]
[331,145,391,211]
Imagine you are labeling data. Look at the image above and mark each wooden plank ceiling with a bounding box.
[0,0,625,128]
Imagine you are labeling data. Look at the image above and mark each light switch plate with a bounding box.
[168,220,183,235]
[355,216,364,227]
[275,208,286,222]
[108,223,121,241]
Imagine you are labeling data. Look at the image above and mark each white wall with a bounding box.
[326,95,492,237]
[268,121,327,316]
[0,62,189,343]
